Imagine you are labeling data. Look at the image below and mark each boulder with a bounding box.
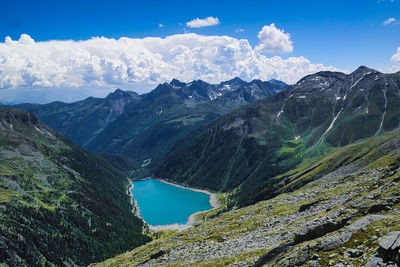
[378,231,400,250]
[320,232,351,252]
[378,231,400,264]
[365,256,384,267]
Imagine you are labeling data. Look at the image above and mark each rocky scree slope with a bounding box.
[0,109,149,266]
[155,66,400,207]
[94,129,400,266]
[15,78,286,166]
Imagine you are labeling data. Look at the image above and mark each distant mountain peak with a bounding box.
[191,79,208,86]
[230,77,244,83]
[221,77,245,85]
[106,88,137,100]
[351,66,380,75]
[107,88,125,97]
[294,66,382,90]
[170,78,186,87]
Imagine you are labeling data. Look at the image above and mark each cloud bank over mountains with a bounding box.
[0,30,342,102]
[388,47,400,72]
[391,47,400,62]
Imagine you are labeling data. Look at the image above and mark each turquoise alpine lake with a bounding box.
[131,179,212,225]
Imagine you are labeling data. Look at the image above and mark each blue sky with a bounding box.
[0,0,399,103]
[2,0,398,70]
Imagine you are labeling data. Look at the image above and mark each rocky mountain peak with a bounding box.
[108,88,124,96]
[106,88,138,101]
[228,77,245,84]
[293,66,382,94]
[170,78,186,88]
[190,79,208,87]
[220,77,246,87]
[351,65,380,76]
[292,71,344,95]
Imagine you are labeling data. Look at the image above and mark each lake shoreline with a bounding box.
[130,177,220,231]
[155,178,220,210]
[128,181,143,219]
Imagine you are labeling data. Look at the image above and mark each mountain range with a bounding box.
[155,66,400,206]
[15,78,287,167]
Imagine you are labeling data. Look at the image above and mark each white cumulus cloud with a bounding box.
[186,17,220,28]
[0,32,342,102]
[255,23,293,54]
[383,47,400,74]
[391,47,400,62]
[383,17,396,25]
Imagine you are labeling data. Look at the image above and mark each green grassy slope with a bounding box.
[0,109,150,266]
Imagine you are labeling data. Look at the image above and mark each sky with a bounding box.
[0,0,399,103]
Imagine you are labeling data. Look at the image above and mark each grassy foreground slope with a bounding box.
[94,129,400,266]
[0,109,150,266]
